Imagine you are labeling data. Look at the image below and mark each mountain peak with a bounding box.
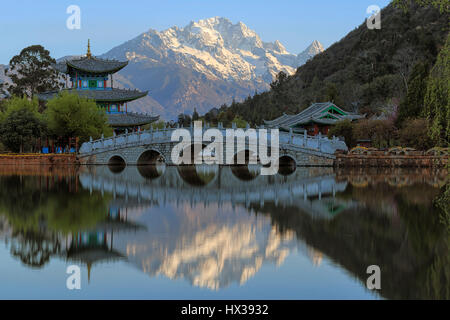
[187,17,258,40]
[274,40,287,53]
[307,40,324,54]
[195,16,231,27]
[297,40,324,65]
[101,19,324,119]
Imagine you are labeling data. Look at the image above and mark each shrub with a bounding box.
[353,119,398,149]
[328,120,355,147]
[398,118,433,150]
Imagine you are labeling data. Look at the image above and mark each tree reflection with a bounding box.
[9,230,60,268]
[0,173,111,268]
[251,173,449,300]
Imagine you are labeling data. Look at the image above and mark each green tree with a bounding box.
[5,45,62,98]
[353,119,398,149]
[270,71,289,91]
[151,120,166,130]
[231,115,248,128]
[308,76,324,103]
[423,33,449,146]
[397,62,430,126]
[325,82,344,107]
[0,108,45,153]
[44,92,112,143]
[327,120,355,147]
[177,113,192,127]
[393,0,449,13]
[192,108,199,121]
[0,95,41,122]
[398,118,434,149]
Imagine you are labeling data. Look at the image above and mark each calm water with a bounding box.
[0,164,448,300]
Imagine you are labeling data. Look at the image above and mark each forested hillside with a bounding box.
[218,2,448,126]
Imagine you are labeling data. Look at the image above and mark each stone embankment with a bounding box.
[335,149,448,168]
[0,150,447,169]
[0,154,79,166]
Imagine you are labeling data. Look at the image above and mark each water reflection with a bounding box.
[0,165,448,299]
[231,164,261,181]
[138,162,166,179]
[177,164,218,186]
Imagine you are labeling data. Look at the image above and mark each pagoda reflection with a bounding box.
[62,205,146,281]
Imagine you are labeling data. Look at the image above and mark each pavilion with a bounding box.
[264,102,364,136]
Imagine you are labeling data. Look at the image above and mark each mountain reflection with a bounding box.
[0,165,448,299]
[117,203,299,290]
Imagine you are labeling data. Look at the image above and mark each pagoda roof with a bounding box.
[91,220,146,232]
[64,247,125,265]
[37,88,149,103]
[55,56,128,74]
[264,102,364,128]
[107,112,160,127]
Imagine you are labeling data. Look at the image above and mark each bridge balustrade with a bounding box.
[79,126,347,156]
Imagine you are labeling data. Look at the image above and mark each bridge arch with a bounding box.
[177,143,207,165]
[230,149,261,181]
[136,149,166,180]
[278,155,297,176]
[137,149,166,165]
[108,155,126,174]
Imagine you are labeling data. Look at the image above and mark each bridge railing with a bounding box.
[80,126,347,155]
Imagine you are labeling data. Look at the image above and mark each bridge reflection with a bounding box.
[80,165,349,219]
[71,165,352,290]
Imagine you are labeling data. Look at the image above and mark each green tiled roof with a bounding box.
[264,102,364,128]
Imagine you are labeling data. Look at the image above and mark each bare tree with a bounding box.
[392,47,420,94]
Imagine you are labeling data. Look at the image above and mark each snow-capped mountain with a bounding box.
[0,18,323,119]
[297,40,324,66]
[102,17,324,119]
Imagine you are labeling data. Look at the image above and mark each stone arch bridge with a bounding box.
[79,126,347,167]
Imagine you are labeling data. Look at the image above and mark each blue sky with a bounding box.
[0,0,391,64]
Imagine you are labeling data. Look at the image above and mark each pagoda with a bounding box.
[38,40,159,134]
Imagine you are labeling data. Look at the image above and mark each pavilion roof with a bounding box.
[64,247,125,265]
[264,102,364,128]
[55,56,128,74]
[263,113,294,126]
[37,88,149,103]
[91,220,146,232]
[106,112,160,127]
